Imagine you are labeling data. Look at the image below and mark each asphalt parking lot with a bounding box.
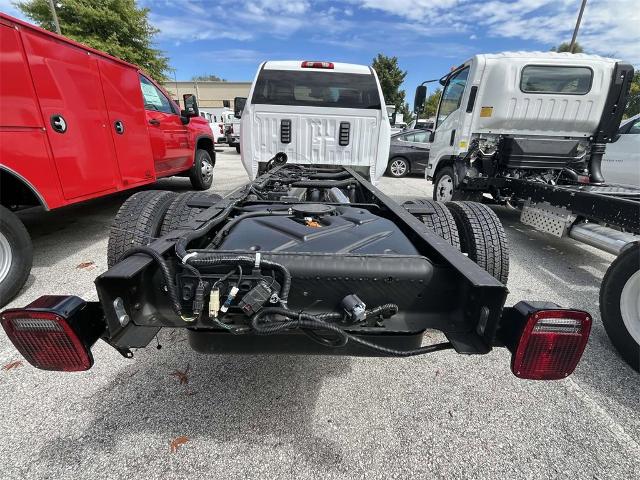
[1,146,638,479]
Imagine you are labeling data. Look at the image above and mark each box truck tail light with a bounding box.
[512,310,591,380]
[301,61,334,69]
[0,296,98,371]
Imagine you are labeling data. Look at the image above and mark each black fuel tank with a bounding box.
[218,206,419,255]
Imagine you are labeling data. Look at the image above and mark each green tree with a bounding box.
[372,54,407,111]
[625,71,640,118]
[422,88,442,118]
[192,74,226,82]
[16,0,170,82]
[551,41,584,53]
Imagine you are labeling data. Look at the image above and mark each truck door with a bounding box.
[427,66,470,178]
[98,60,155,187]
[138,75,191,173]
[21,29,120,199]
[602,116,640,187]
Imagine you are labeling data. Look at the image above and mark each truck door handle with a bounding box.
[50,114,67,133]
[449,129,456,146]
[114,120,125,134]
[148,118,160,126]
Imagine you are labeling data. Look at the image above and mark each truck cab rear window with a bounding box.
[520,65,593,94]
[251,70,381,109]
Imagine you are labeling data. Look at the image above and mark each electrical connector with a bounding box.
[239,281,274,316]
[341,294,366,323]
[209,288,220,319]
[220,286,239,313]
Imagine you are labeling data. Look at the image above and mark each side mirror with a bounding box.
[179,113,190,125]
[182,94,199,117]
[414,85,427,113]
[429,130,435,142]
[234,97,247,119]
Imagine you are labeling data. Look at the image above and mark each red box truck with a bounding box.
[0,13,216,305]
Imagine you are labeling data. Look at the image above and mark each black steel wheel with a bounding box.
[446,201,509,285]
[107,190,177,267]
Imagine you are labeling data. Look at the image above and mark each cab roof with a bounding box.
[263,61,372,74]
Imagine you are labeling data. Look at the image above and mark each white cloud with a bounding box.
[349,0,640,63]
[144,0,639,64]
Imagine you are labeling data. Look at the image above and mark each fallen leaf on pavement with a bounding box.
[170,363,190,385]
[76,261,96,270]
[2,360,23,371]
[170,436,189,453]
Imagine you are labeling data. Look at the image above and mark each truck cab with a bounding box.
[239,61,391,181]
[417,52,632,201]
[0,13,215,306]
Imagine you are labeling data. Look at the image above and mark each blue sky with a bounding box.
[2,0,638,103]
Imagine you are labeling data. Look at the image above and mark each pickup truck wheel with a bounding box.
[433,166,481,202]
[402,199,460,249]
[160,191,222,236]
[446,201,509,285]
[0,206,32,307]
[235,145,240,154]
[189,149,214,191]
[388,157,409,178]
[107,190,177,268]
[600,243,640,372]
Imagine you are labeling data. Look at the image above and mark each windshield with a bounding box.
[251,70,382,109]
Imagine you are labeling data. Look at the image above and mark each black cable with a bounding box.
[187,255,292,304]
[209,210,292,248]
[250,305,452,357]
[120,246,183,316]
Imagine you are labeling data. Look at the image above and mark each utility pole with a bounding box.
[47,0,62,35]
[569,0,588,53]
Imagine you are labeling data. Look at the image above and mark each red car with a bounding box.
[0,13,216,305]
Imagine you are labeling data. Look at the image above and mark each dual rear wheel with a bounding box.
[403,198,509,285]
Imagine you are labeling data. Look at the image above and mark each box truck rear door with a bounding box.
[21,29,119,200]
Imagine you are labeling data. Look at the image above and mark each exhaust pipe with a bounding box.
[568,222,638,255]
[588,143,606,184]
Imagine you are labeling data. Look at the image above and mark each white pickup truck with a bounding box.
[236,60,391,181]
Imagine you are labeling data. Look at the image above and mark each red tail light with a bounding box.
[1,296,98,371]
[512,309,591,380]
[301,61,334,69]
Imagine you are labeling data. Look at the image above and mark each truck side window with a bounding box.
[520,65,592,94]
[437,67,469,128]
[139,75,174,114]
[623,118,640,135]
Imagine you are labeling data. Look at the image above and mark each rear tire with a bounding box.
[600,243,640,372]
[235,145,240,154]
[0,206,32,307]
[387,157,409,178]
[402,199,460,249]
[160,191,222,236]
[107,190,177,267]
[433,166,481,202]
[189,149,214,191]
[446,201,509,285]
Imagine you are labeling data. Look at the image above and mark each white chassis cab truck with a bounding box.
[235,60,391,182]
[413,52,639,371]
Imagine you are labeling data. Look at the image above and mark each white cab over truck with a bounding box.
[413,52,639,372]
[237,60,391,181]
